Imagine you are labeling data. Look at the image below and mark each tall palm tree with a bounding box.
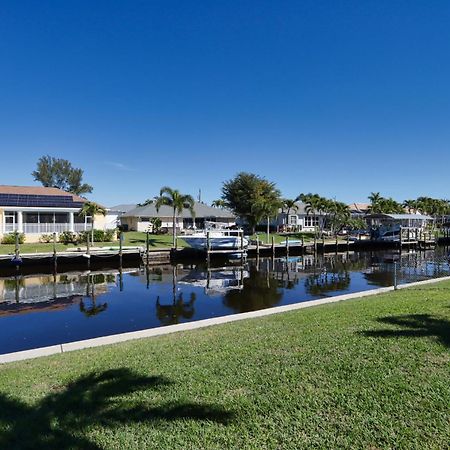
[155,187,195,248]
[79,201,107,244]
[368,192,382,213]
[282,198,299,229]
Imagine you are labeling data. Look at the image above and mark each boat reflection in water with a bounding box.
[0,248,449,354]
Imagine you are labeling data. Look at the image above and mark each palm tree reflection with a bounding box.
[79,274,108,317]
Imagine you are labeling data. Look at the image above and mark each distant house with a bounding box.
[105,204,136,230]
[120,202,236,232]
[0,185,106,242]
[348,202,371,217]
[274,202,326,232]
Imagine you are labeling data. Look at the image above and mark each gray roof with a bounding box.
[366,213,433,220]
[123,202,235,219]
[279,202,325,215]
[108,204,137,213]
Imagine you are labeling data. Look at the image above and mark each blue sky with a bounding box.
[1,0,449,206]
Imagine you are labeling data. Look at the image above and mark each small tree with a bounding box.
[33,155,93,195]
[221,172,281,234]
[79,201,106,244]
[150,217,162,234]
[155,187,195,248]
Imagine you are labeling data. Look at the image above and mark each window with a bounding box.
[304,216,320,228]
[289,215,297,225]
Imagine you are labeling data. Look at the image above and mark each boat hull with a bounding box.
[182,236,248,250]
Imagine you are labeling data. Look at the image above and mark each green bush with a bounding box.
[59,231,78,245]
[1,232,25,244]
[39,234,54,243]
[77,229,116,243]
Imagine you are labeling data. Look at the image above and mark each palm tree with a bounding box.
[211,199,227,209]
[402,199,418,214]
[79,201,106,244]
[368,192,382,213]
[282,198,299,230]
[299,193,327,235]
[155,187,195,248]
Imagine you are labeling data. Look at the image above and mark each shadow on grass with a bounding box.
[0,368,233,449]
[362,314,450,349]
[129,238,169,247]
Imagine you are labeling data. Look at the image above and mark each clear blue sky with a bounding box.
[1,0,449,206]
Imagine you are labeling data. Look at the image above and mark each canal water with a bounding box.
[0,248,449,354]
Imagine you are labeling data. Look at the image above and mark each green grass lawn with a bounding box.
[1,283,449,448]
[0,231,183,255]
[251,232,314,245]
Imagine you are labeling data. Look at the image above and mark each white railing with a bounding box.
[2,223,93,234]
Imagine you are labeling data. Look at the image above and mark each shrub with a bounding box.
[77,229,116,243]
[39,234,54,243]
[59,231,78,245]
[103,229,116,242]
[1,232,25,245]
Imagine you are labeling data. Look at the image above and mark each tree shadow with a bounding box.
[0,368,233,449]
[361,314,450,349]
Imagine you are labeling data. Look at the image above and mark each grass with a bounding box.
[251,232,314,245]
[1,282,449,448]
[0,231,183,255]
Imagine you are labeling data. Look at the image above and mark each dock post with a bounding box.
[207,231,211,263]
[272,235,275,257]
[86,232,90,255]
[119,231,123,267]
[346,233,349,251]
[335,234,338,250]
[14,231,20,261]
[285,236,289,257]
[301,235,304,250]
[256,234,260,255]
[53,232,57,271]
[314,234,317,254]
[322,234,325,253]
[146,231,150,266]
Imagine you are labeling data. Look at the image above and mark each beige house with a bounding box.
[0,185,107,243]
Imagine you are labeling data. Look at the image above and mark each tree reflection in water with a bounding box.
[304,269,351,296]
[156,293,196,326]
[79,274,108,317]
[223,266,283,313]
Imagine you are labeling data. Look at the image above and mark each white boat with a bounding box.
[178,268,249,294]
[181,222,248,251]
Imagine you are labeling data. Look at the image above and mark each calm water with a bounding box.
[1,248,449,354]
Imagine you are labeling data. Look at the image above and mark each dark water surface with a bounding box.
[1,248,449,354]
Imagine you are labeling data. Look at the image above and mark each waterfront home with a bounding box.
[0,185,106,242]
[348,202,371,217]
[275,202,326,232]
[120,202,236,232]
[365,213,433,241]
[105,204,136,230]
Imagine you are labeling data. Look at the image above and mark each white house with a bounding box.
[120,202,236,232]
[275,202,326,232]
[0,185,106,243]
[105,204,136,230]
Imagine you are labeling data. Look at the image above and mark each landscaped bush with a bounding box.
[39,234,54,243]
[1,232,25,244]
[58,231,78,245]
[77,229,116,243]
